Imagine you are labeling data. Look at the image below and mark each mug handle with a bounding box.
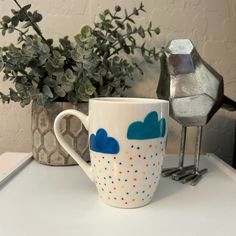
[54,109,94,182]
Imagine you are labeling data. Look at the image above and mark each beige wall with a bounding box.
[0,0,236,163]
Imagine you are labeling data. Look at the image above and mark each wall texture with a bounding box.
[0,0,236,164]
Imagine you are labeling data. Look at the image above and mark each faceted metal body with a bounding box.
[157,39,224,127]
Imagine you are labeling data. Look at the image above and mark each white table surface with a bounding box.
[0,154,236,236]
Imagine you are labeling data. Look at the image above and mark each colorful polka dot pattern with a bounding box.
[91,140,165,208]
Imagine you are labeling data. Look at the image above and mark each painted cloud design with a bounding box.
[90,128,120,154]
[127,111,166,140]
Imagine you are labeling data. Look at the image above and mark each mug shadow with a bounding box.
[151,176,187,203]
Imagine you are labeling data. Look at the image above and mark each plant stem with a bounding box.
[13,0,48,44]
[106,29,157,58]
[111,10,137,34]
[111,29,156,49]
[0,27,27,37]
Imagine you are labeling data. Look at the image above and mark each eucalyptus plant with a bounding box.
[0,1,161,107]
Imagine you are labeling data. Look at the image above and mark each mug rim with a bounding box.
[90,97,169,104]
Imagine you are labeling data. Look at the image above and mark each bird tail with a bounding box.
[222,95,236,111]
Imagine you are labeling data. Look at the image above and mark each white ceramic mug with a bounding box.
[54,97,169,208]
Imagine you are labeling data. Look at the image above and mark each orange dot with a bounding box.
[125,151,129,154]
[129,157,133,160]
[133,178,137,181]
[119,171,122,174]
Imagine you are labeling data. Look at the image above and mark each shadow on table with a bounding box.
[151,177,187,203]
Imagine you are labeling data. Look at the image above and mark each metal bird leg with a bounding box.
[162,126,194,177]
[176,126,208,185]
[191,126,208,185]
[162,126,208,185]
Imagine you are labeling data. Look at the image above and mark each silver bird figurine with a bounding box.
[157,39,236,185]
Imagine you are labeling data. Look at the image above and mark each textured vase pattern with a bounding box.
[31,102,89,165]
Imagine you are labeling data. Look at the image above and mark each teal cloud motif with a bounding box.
[127,111,166,140]
[90,128,120,154]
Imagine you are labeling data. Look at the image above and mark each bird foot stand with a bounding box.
[162,126,208,186]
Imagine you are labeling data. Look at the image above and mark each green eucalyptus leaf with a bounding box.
[115,6,121,12]
[44,77,57,87]
[124,9,128,17]
[7,27,14,33]
[74,34,82,44]
[2,22,8,30]
[123,45,130,54]
[11,9,18,15]
[54,86,66,97]
[154,27,160,34]
[99,14,105,21]
[126,23,132,34]
[2,16,11,23]
[65,69,76,82]
[0,52,4,71]
[32,11,43,22]
[15,82,24,92]
[138,26,145,38]
[81,25,92,37]
[148,21,152,31]
[43,85,53,98]
[85,81,96,95]
[84,36,96,49]
[61,82,74,92]
[0,92,10,103]
[133,8,139,15]
[22,4,32,11]
[11,16,19,26]
[1,29,6,36]
[21,95,31,107]
[18,10,26,21]
[9,88,20,102]
[104,9,110,16]
[68,91,78,104]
